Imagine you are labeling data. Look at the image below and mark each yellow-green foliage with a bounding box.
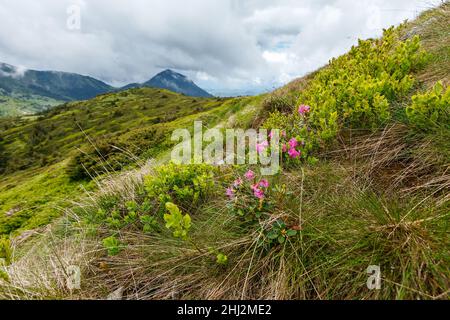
[0,161,90,236]
[406,81,449,131]
[265,27,427,143]
[102,235,121,256]
[0,236,11,265]
[305,28,426,138]
[0,92,62,117]
[145,163,216,208]
[164,202,191,240]
[0,88,228,175]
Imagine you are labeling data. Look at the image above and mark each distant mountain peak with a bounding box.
[153,69,187,81]
[0,61,214,117]
[142,69,212,98]
[159,69,180,75]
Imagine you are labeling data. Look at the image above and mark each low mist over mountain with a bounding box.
[0,62,113,101]
[0,63,213,116]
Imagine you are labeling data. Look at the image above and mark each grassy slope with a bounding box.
[0,3,448,300]
[0,88,263,236]
[0,93,62,117]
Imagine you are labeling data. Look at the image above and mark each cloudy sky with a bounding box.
[0,0,442,95]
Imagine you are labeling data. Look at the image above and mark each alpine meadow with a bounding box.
[0,1,449,302]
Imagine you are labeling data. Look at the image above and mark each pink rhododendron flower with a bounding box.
[289,138,298,149]
[253,188,265,199]
[288,148,301,159]
[226,187,235,198]
[250,183,264,198]
[233,178,243,188]
[282,131,286,137]
[245,170,255,180]
[256,140,269,153]
[282,144,287,152]
[298,105,311,115]
[259,179,269,188]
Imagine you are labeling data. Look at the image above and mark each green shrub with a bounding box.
[94,198,160,233]
[164,202,191,240]
[265,219,298,245]
[102,235,121,256]
[262,112,318,168]
[406,81,449,131]
[140,215,159,233]
[264,27,427,145]
[0,237,12,265]
[216,253,228,265]
[145,163,216,209]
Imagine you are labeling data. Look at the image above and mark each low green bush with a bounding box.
[406,81,449,132]
[264,27,428,145]
[0,236,12,265]
[102,235,121,256]
[164,202,191,240]
[145,163,216,209]
[225,170,300,248]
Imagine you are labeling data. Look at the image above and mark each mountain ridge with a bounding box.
[0,63,213,116]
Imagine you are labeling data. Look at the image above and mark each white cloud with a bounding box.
[0,0,441,95]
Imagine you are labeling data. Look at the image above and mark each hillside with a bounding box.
[0,91,61,117]
[0,64,213,117]
[0,87,261,235]
[0,63,114,101]
[0,3,449,300]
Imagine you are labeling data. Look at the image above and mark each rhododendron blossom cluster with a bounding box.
[226,170,271,201]
[264,104,312,162]
[298,104,311,115]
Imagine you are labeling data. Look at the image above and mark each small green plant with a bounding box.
[265,220,299,245]
[406,81,449,131]
[216,253,228,265]
[262,111,317,169]
[98,198,158,232]
[140,215,159,233]
[0,237,12,265]
[164,202,191,240]
[145,163,216,209]
[105,209,122,229]
[102,235,121,256]
[0,269,8,282]
[123,201,139,224]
